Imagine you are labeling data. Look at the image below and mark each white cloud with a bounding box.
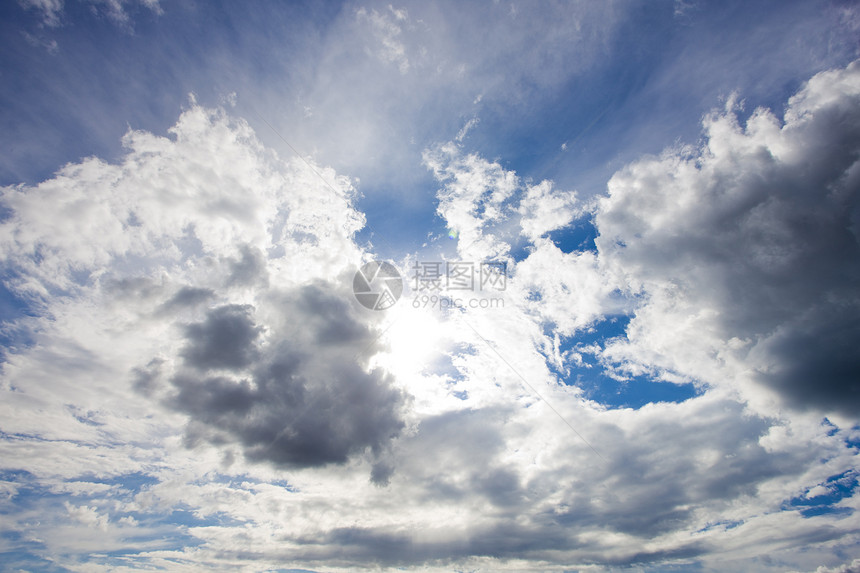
[2,61,860,572]
[517,179,580,242]
[21,30,59,52]
[513,242,614,336]
[454,117,479,142]
[423,141,586,260]
[423,142,520,261]
[808,559,860,573]
[65,501,110,531]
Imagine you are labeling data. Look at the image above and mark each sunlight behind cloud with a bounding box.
[369,303,455,409]
[2,2,860,572]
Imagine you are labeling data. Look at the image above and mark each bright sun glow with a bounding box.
[372,304,452,380]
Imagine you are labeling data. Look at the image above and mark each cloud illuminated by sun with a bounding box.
[369,302,458,412]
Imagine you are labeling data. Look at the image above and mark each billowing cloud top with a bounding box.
[596,61,860,417]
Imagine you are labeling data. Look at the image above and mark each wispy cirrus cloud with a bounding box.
[18,0,161,27]
[17,0,64,27]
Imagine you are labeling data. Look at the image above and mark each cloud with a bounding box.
[180,304,262,371]
[0,98,420,565]
[357,5,411,74]
[594,59,860,417]
[423,142,522,260]
[18,0,64,27]
[406,59,860,570]
[423,141,608,337]
[238,0,632,196]
[423,140,585,261]
[157,285,215,314]
[513,243,615,336]
[89,0,164,22]
[164,284,409,471]
[0,101,365,295]
[0,99,401,476]
[0,100,414,528]
[17,0,161,27]
[809,559,860,573]
[517,179,581,242]
[454,117,479,143]
[2,59,860,572]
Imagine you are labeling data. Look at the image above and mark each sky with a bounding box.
[1,0,859,571]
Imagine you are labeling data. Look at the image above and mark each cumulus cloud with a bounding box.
[0,102,365,294]
[0,98,422,567]
[179,304,262,371]
[422,140,609,338]
[163,284,408,472]
[405,59,860,571]
[517,179,581,242]
[2,60,860,573]
[423,142,526,260]
[595,59,860,416]
[0,99,405,481]
[423,139,584,261]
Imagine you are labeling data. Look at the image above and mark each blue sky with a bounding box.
[1,1,860,572]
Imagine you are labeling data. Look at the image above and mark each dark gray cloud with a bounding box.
[284,515,707,568]
[225,244,267,287]
[753,309,860,415]
[130,357,165,396]
[164,282,407,469]
[180,304,261,371]
[158,286,215,313]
